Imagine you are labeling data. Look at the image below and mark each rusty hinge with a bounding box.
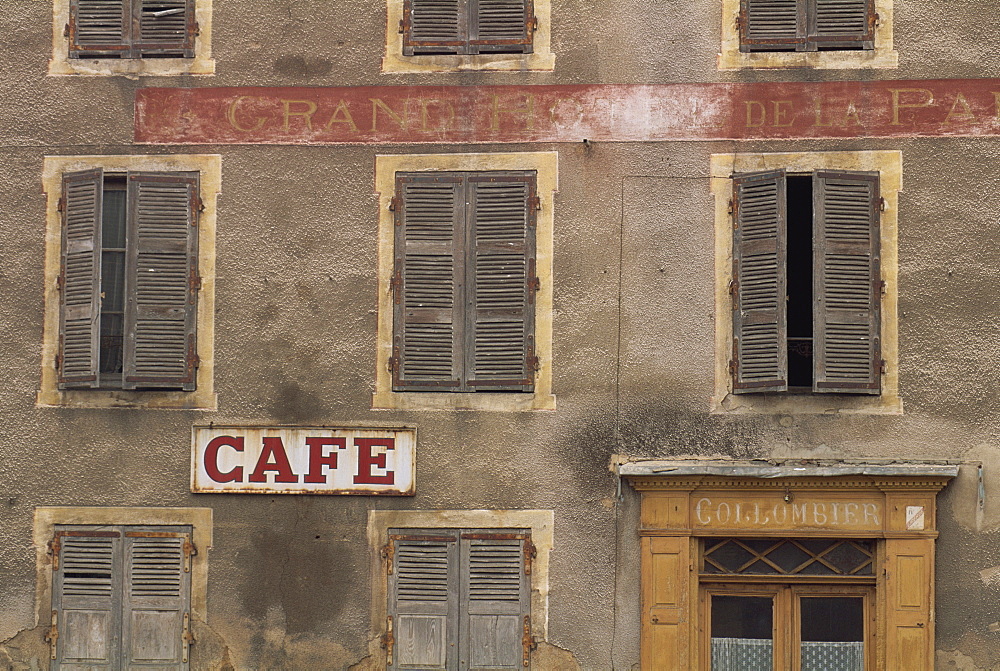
[189,272,202,291]
[54,353,63,373]
[880,359,887,374]
[195,193,205,215]
[879,279,886,294]
[182,612,194,663]
[527,16,539,33]
[191,353,202,369]
[526,355,540,373]
[521,615,536,667]
[56,272,65,291]
[398,19,405,34]
[729,278,739,297]
[523,538,537,575]
[193,22,201,36]
[57,196,66,213]
[728,358,737,377]
[381,542,395,574]
[528,276,540,292]
[44,610,58,660]
[879,196,886,212]
[388,355,399,375]
[390,270,402,303]
[727,198,734,216]
[382,616,395,665]
[48,536,61,570]
[530,195,541,212]
[183,539,197,573]
[63,23,70,38]
[874,12,880,27]
[389,196,400,212]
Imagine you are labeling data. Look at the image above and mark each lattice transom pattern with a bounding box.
[703,538,874,576]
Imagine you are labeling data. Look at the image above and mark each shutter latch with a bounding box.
[182,612,195,663]
[523,538,537,575]
[521,615,537,667]
[44,610,58,660]
[183,539,197,573]
[382,616,395,665]
[381,542,395,574]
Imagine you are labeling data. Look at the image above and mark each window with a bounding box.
[49,525,194,669]
[731,170,881,395]
[59,170,200,392]
[69,0,196,59]
[386,528,532,670]
[391,171,537,393]
[739,0,874,52]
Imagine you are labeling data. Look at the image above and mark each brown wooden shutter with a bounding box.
[122,530,192,669]
[134,0,197,57]
[884,538,934,671]
[459,532,530,670]
[732,170,788,393]
[740,0,804,52]
[70,0,130,57]
[403,0,466,55]
[388,531,460,670]
[811,0,875,49]
[393,174,464,391]
[123,172,199,391]
[812,170,881,394]
[465,174,535,392]
[470,0,533,54]
[59,169,104,390]
[52,529,123,669]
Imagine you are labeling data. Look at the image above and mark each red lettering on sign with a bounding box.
[205,435,245,483]
[354,437,395,485]
[303,437,347,483]
[248,437,300,483]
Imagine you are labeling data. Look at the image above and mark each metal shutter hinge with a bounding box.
[529,276,540,292]
[388,355,399,374]
[398,19,405,34]
[390,272,402,303]
[189,273,202,291]
[880,359,887,374]
[523,538,537,575]
[48,537,61,569]
[57,196,66,213]
[382,616,394,665]
[879,196,886,212]
[194,22,201,36]
[879,279,886,294]
[195,194,205,215]
[62,23,70,38]
[526,355,540,373]
[54,354,63,373]
[529,16,539,32]
[728,359,737,376]
[381,542,394,574]
[874,12,881,26]
[56,273,65,291]
[728,278,738,297]
[522,615,536,667]
[182,613,195,663]
[183,539,197,573]
[389,196,400,212]
[727,198,734,216]
[44,611,58,660]
[531,195,541,212]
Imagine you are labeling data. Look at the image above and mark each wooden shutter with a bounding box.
[52,529,123,669]
[812,171,880,394]
[388,531,460,670]
[459,532,530,670]
[465,174,536,392]
[470,0,533,54]
[69,0,130,57]
[122,530,192,669]
[393,174,465,391]
[732,170,788,393]
[884,538,934,671]
[740,0,804,51]
[403,0,466,55]
[123,172,200,391]
[811,0,875,49]
[59,169,104,390]
[134,0,197,57]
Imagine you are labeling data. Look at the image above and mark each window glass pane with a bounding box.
[800,597,864,671]
[711,595,773,670]
[102,189,126,249]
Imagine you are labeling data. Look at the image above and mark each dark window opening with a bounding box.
[99,177,127,383]
[786,175,813,389]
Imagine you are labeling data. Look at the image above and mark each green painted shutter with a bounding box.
[811,0,875,49]
[134,0,197,57]
[388,531,460,670]
[732,170,788,393]
[393,174,465,391]
[59,169,104,390]
[52,530,123,670]
[122,530,192,669]
[123,172,199,391]
[465,174,536,392]
[459,532,530,670]
[403,0,466,55]
[740,0,804,51]
[812,170,881,394]
[69,0,130,57]
[470,0,533,54]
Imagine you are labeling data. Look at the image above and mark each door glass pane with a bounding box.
[800,597,864,671]
[711,595,773,670]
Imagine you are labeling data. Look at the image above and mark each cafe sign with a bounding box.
[192,425,415,495]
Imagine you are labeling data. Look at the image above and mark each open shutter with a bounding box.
[123,172,199,391]
[59,169,103,390]
[52,529,123,670]
[811,0,875,49]
[740,0,804,51]
[394,174,465,391]
[465,174,535,392]
[470,0,533,54]
[459,532,530,670]
[134,0,196,57]
[403,0,466,55]
[122,530,192,669]
[813,171,880,394]
[388,531,460,671]
[70,0,130,57]
[732,170,788,393]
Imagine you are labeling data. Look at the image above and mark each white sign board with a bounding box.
[192,426,415,495]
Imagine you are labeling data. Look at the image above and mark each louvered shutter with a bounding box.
[123,172,199,391]
[394,174,464,391]
[52,530,123,670]
[465,174,535,392]
[388,531,460,670]
[59,170,103,390]
[470,0,533,54]
[740,0,804,51]
[732,171,788,393]
[134,0,196,57]
[459,533,530,670]
[811,0,874,49]
[812,171,880,394]
[70,0,130,57]
[122,530,192,669]
[403,0,466,55]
